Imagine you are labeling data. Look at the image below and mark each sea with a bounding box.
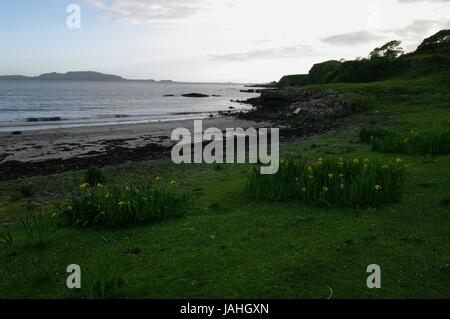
[0,80,258,132]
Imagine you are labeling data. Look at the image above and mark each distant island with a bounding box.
[0,71,173,82]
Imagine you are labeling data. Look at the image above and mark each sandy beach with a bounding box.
[0,117,271,180]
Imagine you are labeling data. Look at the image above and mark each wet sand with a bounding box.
[0,118,271,180]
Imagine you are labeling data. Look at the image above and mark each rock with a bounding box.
[182,93,209,98]
[11,131,22,135]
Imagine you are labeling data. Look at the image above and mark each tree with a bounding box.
[369,40,404,60]
[416,29,450,53]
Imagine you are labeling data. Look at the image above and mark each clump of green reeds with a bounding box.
[360,128,450,155]
[246,156,406,206]
[57,178,191,227]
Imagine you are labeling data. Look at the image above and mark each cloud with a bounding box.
[399,0,449,3]
[386,19,450,49]
[208,45,318,62]
[86,0,207,23]
[321,31,383,46]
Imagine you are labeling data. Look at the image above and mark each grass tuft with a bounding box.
[359,127,390,144]
[246,156,406,206]
[361,128,450,155]
[57,182,191,227]
[19,213,56,249]
[84,166,106,186]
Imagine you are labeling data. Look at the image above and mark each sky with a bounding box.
[0,0,449,83]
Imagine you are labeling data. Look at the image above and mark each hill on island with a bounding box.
[278,29,450,87]
[36,71,125,81]
[0,71,163,81]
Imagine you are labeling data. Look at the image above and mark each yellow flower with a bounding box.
[170,180,177,185]
[382,164,389,169]
[328,173,334,179]
[118,201,126,206]
[396,158,402,163]
[374,185,382,191]
[79,183,89,190]
[322,186,329,192]
[96,183,103,188]
[353,159,360,164]
[125,186,131,191]
[307,166,313,172]
[318,157,323,162]
[301,187,307,193]
[155,176,161,182]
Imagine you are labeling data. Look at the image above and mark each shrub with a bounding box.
[58,183,191,227]
[369,129,450,155]
[246,156,406,206]
[84,166,106,186]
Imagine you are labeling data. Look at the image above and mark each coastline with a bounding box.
[0,87,363,181]
[0,117,271,180]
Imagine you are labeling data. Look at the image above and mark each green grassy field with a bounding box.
[1,77,449,299]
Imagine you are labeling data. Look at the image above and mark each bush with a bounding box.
[58,183,191,227]
[368,129,450,155]
[84,166,106,186]
[246,156,406,206]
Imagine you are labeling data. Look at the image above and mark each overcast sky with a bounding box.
[0,0,449,82]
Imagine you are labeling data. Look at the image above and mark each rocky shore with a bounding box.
[226,87,361,139]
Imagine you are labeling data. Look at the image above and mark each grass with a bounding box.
[246,156,406,206]
[8,183,35,202]
[359,127,390,144]
[0,76,449,298]
[57,181,191,227]
[368,128,450,155]
[84,166,106,186]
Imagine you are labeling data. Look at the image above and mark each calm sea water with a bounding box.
[0,81,257,132]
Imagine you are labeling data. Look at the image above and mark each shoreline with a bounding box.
[0,87,361,181]
[0,117,272,181]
